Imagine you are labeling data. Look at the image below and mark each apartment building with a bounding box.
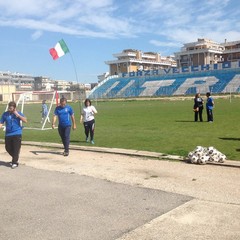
[34,76,55,91]
[0,71,34,91]
[221,40,240,62]
[55,79,71,91]
[174,38,225,67]
[175,38,240,67]
[105,49,177,75]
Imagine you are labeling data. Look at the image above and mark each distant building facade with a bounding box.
[54,80,71,91]
[0,84,16,101]
[0,71,34,91]
[34,76,55,91]
[105,49,177,76]
[175,38,240,67]
[221,40,240,62]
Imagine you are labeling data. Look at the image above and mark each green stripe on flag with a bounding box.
[59,39,69,54]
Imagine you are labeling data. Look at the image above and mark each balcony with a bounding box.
[176,48,223,55]
[224,48,240,54]
[113,52,136,58]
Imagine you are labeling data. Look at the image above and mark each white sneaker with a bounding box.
[11,164,18,169]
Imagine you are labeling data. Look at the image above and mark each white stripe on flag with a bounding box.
[55,42,65,58]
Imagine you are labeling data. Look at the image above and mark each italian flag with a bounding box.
[49,39,69,60]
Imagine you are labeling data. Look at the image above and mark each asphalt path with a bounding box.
[0,162,191,240]
[0,143,239,240]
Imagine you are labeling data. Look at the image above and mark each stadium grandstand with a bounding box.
[88,61,240,99]
[89,38,240,99]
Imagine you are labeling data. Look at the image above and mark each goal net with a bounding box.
[10,91,58,130]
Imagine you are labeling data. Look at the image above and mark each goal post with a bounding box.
[39,91,56,130]
[10,91,57,130]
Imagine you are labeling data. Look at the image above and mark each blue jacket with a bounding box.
[206,97,214,110]
[54,105,74,127]
[0,111,24,136]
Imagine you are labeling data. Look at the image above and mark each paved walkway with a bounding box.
[0,142,239,240]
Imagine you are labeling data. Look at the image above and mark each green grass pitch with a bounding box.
[0,96,240,160]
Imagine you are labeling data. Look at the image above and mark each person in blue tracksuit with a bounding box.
[52,97,76,156]
[0,101,27,168]
[206,92,214,122]
[41,100,50,123]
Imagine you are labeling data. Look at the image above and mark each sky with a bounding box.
[0,0,240,84]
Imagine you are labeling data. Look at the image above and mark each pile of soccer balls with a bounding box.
[188,146,226,164]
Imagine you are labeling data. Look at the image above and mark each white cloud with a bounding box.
[204,0,230,6]
[0,0,239,45]
[0,18,117,38]
[149,40,181,48]
[133,0,239,36]
[0,0,136,39]
[31,30,43,40]
[0,0,60,17]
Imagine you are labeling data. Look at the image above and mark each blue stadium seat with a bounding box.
[89,68,240,99]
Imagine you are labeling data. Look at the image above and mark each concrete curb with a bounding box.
[1,139,239,168]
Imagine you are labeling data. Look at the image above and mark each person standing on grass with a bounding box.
[41,100,50,123]
[80,98,97,144]
[0,101,27,169]
[52,97,76,156]
[193,93,204,122]
[206,92,214,122]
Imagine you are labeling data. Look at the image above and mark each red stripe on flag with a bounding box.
[49,48,59,60]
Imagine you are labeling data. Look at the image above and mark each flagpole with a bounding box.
[68,51,79,84]
[68,49,83,113]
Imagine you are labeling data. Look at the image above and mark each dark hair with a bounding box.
[8,101,16,108]
[84,98,91,107]
[60,97,67,103]
[206,92,211,96]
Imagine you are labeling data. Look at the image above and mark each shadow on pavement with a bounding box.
[0,161,11,168]
[30,151,63,156]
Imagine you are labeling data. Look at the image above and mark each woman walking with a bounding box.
[80,99,97,144]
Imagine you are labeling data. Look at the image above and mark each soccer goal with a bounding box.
[10,91,58,130]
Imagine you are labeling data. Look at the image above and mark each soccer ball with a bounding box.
[199,155,209,164]
[207,146,214,155]
[194,146,205,157]
[188,151,194,158]
[218,154,226,163]
[195,146,204,153]
[190,155,198,164]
